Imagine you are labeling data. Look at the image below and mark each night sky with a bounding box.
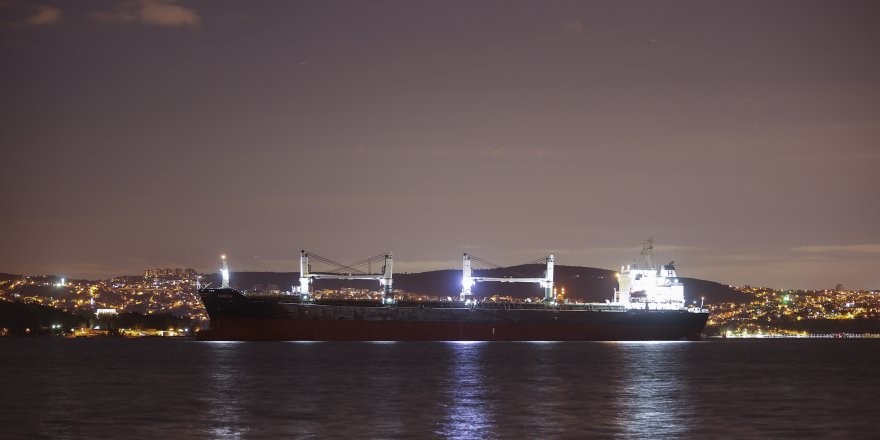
[1,1,878,289]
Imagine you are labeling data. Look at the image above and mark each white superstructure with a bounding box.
[614,239,686,310]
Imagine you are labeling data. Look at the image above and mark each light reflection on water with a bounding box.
[437,342,494,439]
[205,342,249,440]
[612,342,692,439]
[2,339,879,439]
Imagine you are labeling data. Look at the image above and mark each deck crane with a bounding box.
[461,253,555,303]
[295,250,394,304]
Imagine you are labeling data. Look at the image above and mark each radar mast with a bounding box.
[640,237,655,270]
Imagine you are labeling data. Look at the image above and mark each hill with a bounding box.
[0,301,86,334]
[0,273,22,282]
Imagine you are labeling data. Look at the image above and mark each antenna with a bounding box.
[641,237,654,269]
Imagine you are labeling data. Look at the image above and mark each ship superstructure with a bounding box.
[614,238,688,310]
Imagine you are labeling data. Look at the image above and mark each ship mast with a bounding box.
[641,237,654,270]
[220,255,230,288]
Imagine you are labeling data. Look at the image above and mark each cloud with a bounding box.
[24,5,62,25]
[526,245,703,259]
[92,0,200,28]
[2,4,62,27]
[350,144,555,160]
[139,0,199,26]
[560,18,585,36]
[395,259,462,272]
[705,254,781,262]
[791,244,880,254]
[570,245,702,254]
[476,146,556,158]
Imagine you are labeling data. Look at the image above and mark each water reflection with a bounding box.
[516,341,567,437]
[437,342,495,439]
[41,343,77,440]
[205,342,249,440]
[611,342,694,438]
[362,342,406,436]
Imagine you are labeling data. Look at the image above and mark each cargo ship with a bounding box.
[197,241,709,341]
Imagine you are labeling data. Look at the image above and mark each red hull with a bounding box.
[198,317,705,341]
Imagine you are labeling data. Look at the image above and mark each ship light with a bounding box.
[461,277,475,289]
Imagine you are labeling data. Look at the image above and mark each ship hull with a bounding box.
[198,316,707,341]
[197,289,709,342]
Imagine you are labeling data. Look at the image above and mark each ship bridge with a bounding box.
[615,238,686,310]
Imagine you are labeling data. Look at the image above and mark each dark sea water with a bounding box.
[1,338,878,439]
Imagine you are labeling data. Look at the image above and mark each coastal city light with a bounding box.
[707,286,880,337]
[1,268,877,338]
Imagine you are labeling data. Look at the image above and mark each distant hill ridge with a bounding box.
[202,264,749,304]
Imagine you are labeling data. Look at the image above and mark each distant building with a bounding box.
[145,267,197,279]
